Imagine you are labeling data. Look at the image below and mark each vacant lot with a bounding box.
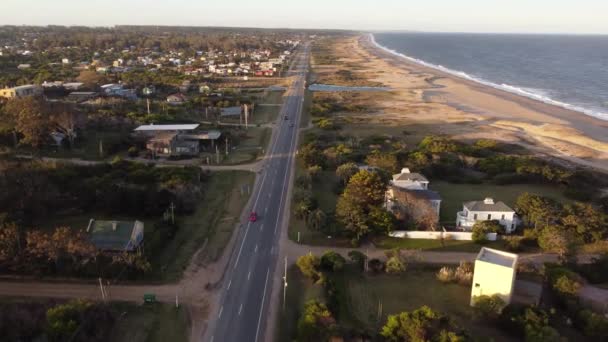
[110,302,189,342]
[279,265,513,341]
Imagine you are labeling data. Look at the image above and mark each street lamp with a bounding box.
[283,256,288,311]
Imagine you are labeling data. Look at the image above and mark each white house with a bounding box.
[456,198,518,233]
[471,247,518,306]
[391,168,429,190]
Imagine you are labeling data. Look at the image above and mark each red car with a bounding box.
[249,212,258,222]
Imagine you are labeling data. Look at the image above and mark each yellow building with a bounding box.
[0,85,42,99]
[470,247,518,306]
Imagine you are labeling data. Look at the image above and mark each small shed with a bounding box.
[470,247,518,306]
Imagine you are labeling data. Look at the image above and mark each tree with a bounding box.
[307,209,327,231]
[368,207,397,235]
[368,258,385,273]
[335,162,358,185]
[471,220,502,243]
[537,226,575,261]
[418,135,458,154]
[348,250,367,271]
[0,222,20,264]
[381,306,466,342]
[296,253,323,283]
[365,151,399,173]
[320,251,346,272]
[336,170,387,243]
[561,202,607,243]
[515,193,561,229]
[4,97,52,148]
[297,300,337,342]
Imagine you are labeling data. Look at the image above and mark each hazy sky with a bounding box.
[2,0,607,34]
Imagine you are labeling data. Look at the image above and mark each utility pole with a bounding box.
[225,137,229,156]
[216,145,220,164]
[244,104,249,129]
[169,202,175,224]
[146,98,151,115]
[98,278,106,302]
[283,256,288,311]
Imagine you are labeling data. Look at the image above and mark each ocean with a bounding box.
[372,32,608,121]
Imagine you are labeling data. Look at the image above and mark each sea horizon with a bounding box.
[371,32,608,122]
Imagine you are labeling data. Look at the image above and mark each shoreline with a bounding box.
[368,33,608,123]
[363,34,608,144]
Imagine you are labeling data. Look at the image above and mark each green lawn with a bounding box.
[279,266,513,341]
[109,303,189,342]
[430,181,571,223]
[154,171,255,281]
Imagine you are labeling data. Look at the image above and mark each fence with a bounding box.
[389,230,497,241]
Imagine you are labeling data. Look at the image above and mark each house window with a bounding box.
[473,214,478,220]
[487,214,491,220]
[501,214,505,220]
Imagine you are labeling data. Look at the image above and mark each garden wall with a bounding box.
[389,230,497,241]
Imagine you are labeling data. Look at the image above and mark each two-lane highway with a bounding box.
[207,44,310,342]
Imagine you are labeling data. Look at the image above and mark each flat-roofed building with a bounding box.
[471,247,518,306]
[86,219,144,252]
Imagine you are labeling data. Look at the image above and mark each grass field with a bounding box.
[154,171,255,281]
[279,265,513,341]
[252,90,284,124]
[430,181,571,223]
[372,236,511,252]
[109,303,189,342]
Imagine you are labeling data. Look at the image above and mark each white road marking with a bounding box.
[254,268,271,342]
[247,270,251,280]
[254,244,258,253]
[233,225,250,269]
[238,304,243,316]
[218,305,223,318]
[265,206,268,214]
[210,336,214,342]
[259,223,264,231]
[227,280,232,290]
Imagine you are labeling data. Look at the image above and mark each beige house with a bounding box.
[470,247,518,306]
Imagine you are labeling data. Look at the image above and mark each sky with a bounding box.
[2,0,607,34]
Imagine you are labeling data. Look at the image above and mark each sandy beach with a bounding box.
[312,35,608,172]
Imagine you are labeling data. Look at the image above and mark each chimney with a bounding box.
[401,168,411,174]
[483,198,494,205]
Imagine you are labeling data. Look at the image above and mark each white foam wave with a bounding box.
[369,34,608,121]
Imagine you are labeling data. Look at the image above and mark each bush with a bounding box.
[472,295,506,321]
[127,146,139,157]
[385,256,406,274]
[472,220,502,244]
[436,261,473,285]
[577,309,608,339]
[296,254,323,284]
[436,267,455,283]
[368,258,385,273]
[348,250,367,271]
[503,235,523,252]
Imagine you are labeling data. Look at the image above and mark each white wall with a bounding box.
[470,259,517,305]
[389,231,497,241]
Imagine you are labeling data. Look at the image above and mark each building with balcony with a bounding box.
[456,198,518,233]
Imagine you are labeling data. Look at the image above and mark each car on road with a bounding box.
[249,211,257,222]
[284,115,289,120]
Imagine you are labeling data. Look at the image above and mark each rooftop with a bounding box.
[87,219,143,252]
[464,198,514,212]
[135,124,200,131]
[477,247,518,268]
[392,168,429,183]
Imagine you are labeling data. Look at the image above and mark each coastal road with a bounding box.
[205,43,310,342]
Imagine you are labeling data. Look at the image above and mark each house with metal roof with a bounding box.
[456,198,518,233]
[386,167,441,227]
[86,219,144,252]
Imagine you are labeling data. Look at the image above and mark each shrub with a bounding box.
[436,267,455,283]
[296,254,323,284]
[472,295,506,321]
[348,250,367,271]
[385,256,406,274]
[577,309,608,339]
[368,258,385,273]
[503,235,523,252]
[127,146,139,157]
[472,220,502,244]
